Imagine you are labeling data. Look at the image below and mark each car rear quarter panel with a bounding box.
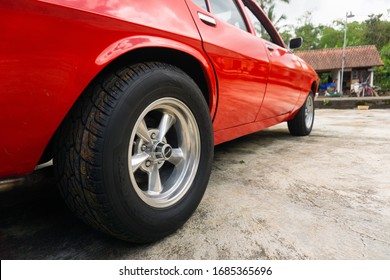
[291,57,319,112]
[0,0,215,177]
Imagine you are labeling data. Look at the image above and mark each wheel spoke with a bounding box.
[148,165,163,193]
[158,112,176,141]
[136,119,152,143]
[167,148,184,166]
[131,152,149,172]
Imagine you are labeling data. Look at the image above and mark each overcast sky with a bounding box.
[274,0,390,28]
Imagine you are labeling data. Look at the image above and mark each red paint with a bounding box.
[0,0,318,177]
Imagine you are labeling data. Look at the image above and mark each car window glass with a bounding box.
[192,0,208,11]
[244,6,272,42]
[209,0,248,31]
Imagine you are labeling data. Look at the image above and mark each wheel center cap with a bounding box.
[154,142,173,160]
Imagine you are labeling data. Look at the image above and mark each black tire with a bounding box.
[287,92,315,136]
[54,62,213,243]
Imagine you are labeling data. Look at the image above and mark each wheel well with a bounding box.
[311,81,319,94]
[106,47,211,105]
[38,47,212,164]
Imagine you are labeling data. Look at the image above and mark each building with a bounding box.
[296,45,384,94]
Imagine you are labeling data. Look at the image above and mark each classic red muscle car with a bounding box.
[0,0,319,242]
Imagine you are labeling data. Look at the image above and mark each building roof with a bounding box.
[295,45,384,72]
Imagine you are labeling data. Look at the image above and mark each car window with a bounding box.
[244,6,272,42]
[208,0,248,32]
[192,0,208,11]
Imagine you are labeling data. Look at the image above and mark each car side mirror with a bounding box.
[288,37,303,50]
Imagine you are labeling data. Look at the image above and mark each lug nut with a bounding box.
[145,160,151,167]
[141,144,147,151]
[151,133,156,139]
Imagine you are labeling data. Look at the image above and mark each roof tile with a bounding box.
[295,45,384,71]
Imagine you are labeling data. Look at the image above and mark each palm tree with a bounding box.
[255,0,290,29]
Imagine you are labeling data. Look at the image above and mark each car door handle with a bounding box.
[266,45,274,51]
[198,12,216,26]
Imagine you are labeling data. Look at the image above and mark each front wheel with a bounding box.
[54,62,213,243]
[287,92,315,136]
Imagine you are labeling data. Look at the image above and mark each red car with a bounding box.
[0,0,318,242]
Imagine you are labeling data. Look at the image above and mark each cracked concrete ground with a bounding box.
[1,109,389,259]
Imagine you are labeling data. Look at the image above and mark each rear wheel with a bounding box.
[288,92,314,136]
[54,62,213,243]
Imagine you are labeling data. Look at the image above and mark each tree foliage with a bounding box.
[318,21,366,49]
[364,14,390,50]
[254,0,290,30]
[376,43,390,90]
[294,12,321,50]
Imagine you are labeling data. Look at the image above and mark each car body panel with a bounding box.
[0,0,318,178]
[0,0,216,177]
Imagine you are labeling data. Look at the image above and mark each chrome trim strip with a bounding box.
[34,159,53,171]
[0,178,25,192]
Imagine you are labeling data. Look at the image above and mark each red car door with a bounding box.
[186,0,270,131]
[257,42,303,120]
[241,1,303,120]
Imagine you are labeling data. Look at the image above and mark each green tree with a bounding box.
[364,14,390,50]
[376,43,390,90]
[318,25,342,49]
[294,12,321,50]
[346,21,367,46]
[318,21,366,49]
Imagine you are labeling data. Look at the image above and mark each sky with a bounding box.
[274,0,390,28]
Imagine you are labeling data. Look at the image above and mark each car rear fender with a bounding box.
[286,79,319,122]
[94,36,217,117]
[0,1,218,178]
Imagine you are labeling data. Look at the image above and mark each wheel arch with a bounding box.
[95,36,217,112]
[285,78,318,123]
[311,80,319,96]
[39,38,217,165]
[102,47,216,111]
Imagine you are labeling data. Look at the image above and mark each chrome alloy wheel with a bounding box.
[304,94,314,129]
[128,97,201,208]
